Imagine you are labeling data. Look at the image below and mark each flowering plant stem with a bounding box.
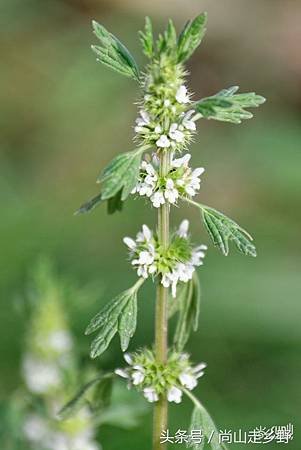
[153,150,171,450]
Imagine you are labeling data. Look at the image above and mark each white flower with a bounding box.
[190,245,207,266]
[156,135,171,148]
[137,250,154,265]
[193,362,207,379]
[136,110,150,126]
[155,125,162,134]
[164,179,178,204]
[151,191,165,208]
[169,123,185,143]
[182,110,196,130]
[192,167,205,178]
[143,387,159,403]
[124,353,133,365]
[177,220,189,238]
[179,372,198,390]
[176,85,190,104]
[123,237,137,250]
[136,224,152,242]
[172,153,191,168]
[23,415,49,443]
[185,167,205,196]
[115,368,129,379]
[167,386,183,403]
[47,330,73,353]
[23,356,61,394]
[132,367,145,385]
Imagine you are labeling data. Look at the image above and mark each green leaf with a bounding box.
[107,189,123,214]
[195,86,266,124]
[165,19,177,51]
[91,376,113,411]
[139,17,154,58]
[188,403,227,450]
[57,376,103,419]
[75,192,103,215]
[75,186,124,217]
[118,290,138,352]
[177,13,207,63]
[92,20,140,81]
[98,149,143,201]
[173,273,201,351]
[201,205,256,257]
[85,279,143,358]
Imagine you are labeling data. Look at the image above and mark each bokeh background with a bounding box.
[1,0,301,448]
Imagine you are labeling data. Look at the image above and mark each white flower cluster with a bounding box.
[123,221,207,297]
[23,409,100,450]
[22,328,73,395]
[131,153,205,208]
[115,352,206,404]
[134,84,197,149]
[21,283,101,450]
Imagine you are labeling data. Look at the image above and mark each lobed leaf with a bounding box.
[173,273,201,351]
[58,374,114,420]
[85,280,143,358]
[201,206,256,257]
[177,13,207,63]
[195,86,266,124]
[98,149,143,201]
[57,376,103,419]
[92,20,140,81]
[139,17,154,58]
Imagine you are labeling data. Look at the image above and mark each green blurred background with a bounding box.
[1,0,300,448]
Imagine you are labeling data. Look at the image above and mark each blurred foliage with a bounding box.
[0,0,300,448]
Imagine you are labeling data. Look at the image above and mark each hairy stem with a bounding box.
[153,150,171,450]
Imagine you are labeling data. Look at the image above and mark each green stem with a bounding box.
[153,150,171,450]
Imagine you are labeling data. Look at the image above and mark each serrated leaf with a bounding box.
[200,205,256,257]
[173,273,201,351]
[58,374,114,420]
[139,17,154,58]
[75,192,103,215]
[195,86,266,124]
[98,149,142,201]
[57,376,103,419]
[85,279,143,358]
[118,291,137,351]
[177,13,207,63]
[92,20,140,81]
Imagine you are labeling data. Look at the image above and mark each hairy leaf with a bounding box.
[139,17,154,58]
[173,273,201,351]
[189,402,227,450]
[201,206,256,257]
[195,86,266,124]
[85,280,143,358]
[98,149,142,201]
[92,20,140,81]
[107,190,123,214]
[57,376,103,419]
[118,291,138,351]
[75,192,103,215]
[177,13,207,63]
[92,376,113,411]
